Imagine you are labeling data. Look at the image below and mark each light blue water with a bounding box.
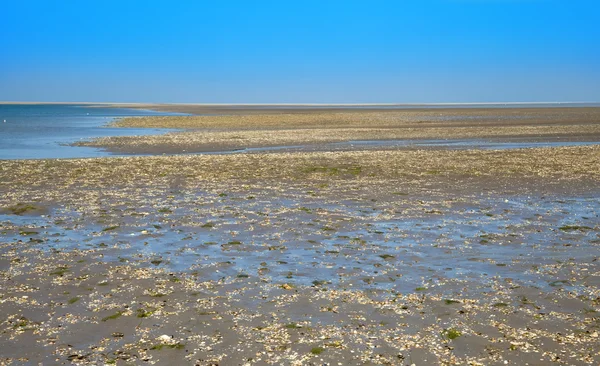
[0,104,184,159]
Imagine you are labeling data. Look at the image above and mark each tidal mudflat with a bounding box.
[78,107,600,155]
[1,107,600,365]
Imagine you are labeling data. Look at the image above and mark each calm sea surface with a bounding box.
[0,104,183,159]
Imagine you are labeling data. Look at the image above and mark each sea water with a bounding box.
[0,104,183,159]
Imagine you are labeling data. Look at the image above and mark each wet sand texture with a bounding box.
[77,107,600,155]
[1,107,600,365]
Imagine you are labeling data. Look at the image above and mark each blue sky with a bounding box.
[1,0,598,103]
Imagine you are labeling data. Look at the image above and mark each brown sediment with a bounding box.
[1,109,600,364]
[79,124,600,155]
[2,146,600,194]
[109,107,600,129]
[73,107,600,155]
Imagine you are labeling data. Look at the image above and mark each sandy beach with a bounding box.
[1,106,600,365]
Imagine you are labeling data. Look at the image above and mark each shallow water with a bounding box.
[343,139,600,150]
[171,138,600,156]
[0,104,184,159]
[2,190,598,297]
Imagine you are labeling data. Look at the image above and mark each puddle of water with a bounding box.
[2,191,598,295]
[336,139,600,151]
[146,139,600,158]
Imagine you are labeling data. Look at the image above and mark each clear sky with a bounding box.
[1,0,598,103]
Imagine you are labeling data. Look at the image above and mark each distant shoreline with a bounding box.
[1,101,597,106]
[76,105,600,156]
[2,101,600,365]
[3,101,599,117]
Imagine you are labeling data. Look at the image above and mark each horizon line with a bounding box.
[0,101,598,106]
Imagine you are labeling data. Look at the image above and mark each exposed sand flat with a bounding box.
[2,146,600,195]
[2,107,600,365]
[77,107,600,155]
[79,124,600,154]
[1,146,600,364]
[110,107,600,128]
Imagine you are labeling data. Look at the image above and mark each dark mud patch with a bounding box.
[0,202,50,216]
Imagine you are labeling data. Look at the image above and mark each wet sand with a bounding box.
[1,107,600,365]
